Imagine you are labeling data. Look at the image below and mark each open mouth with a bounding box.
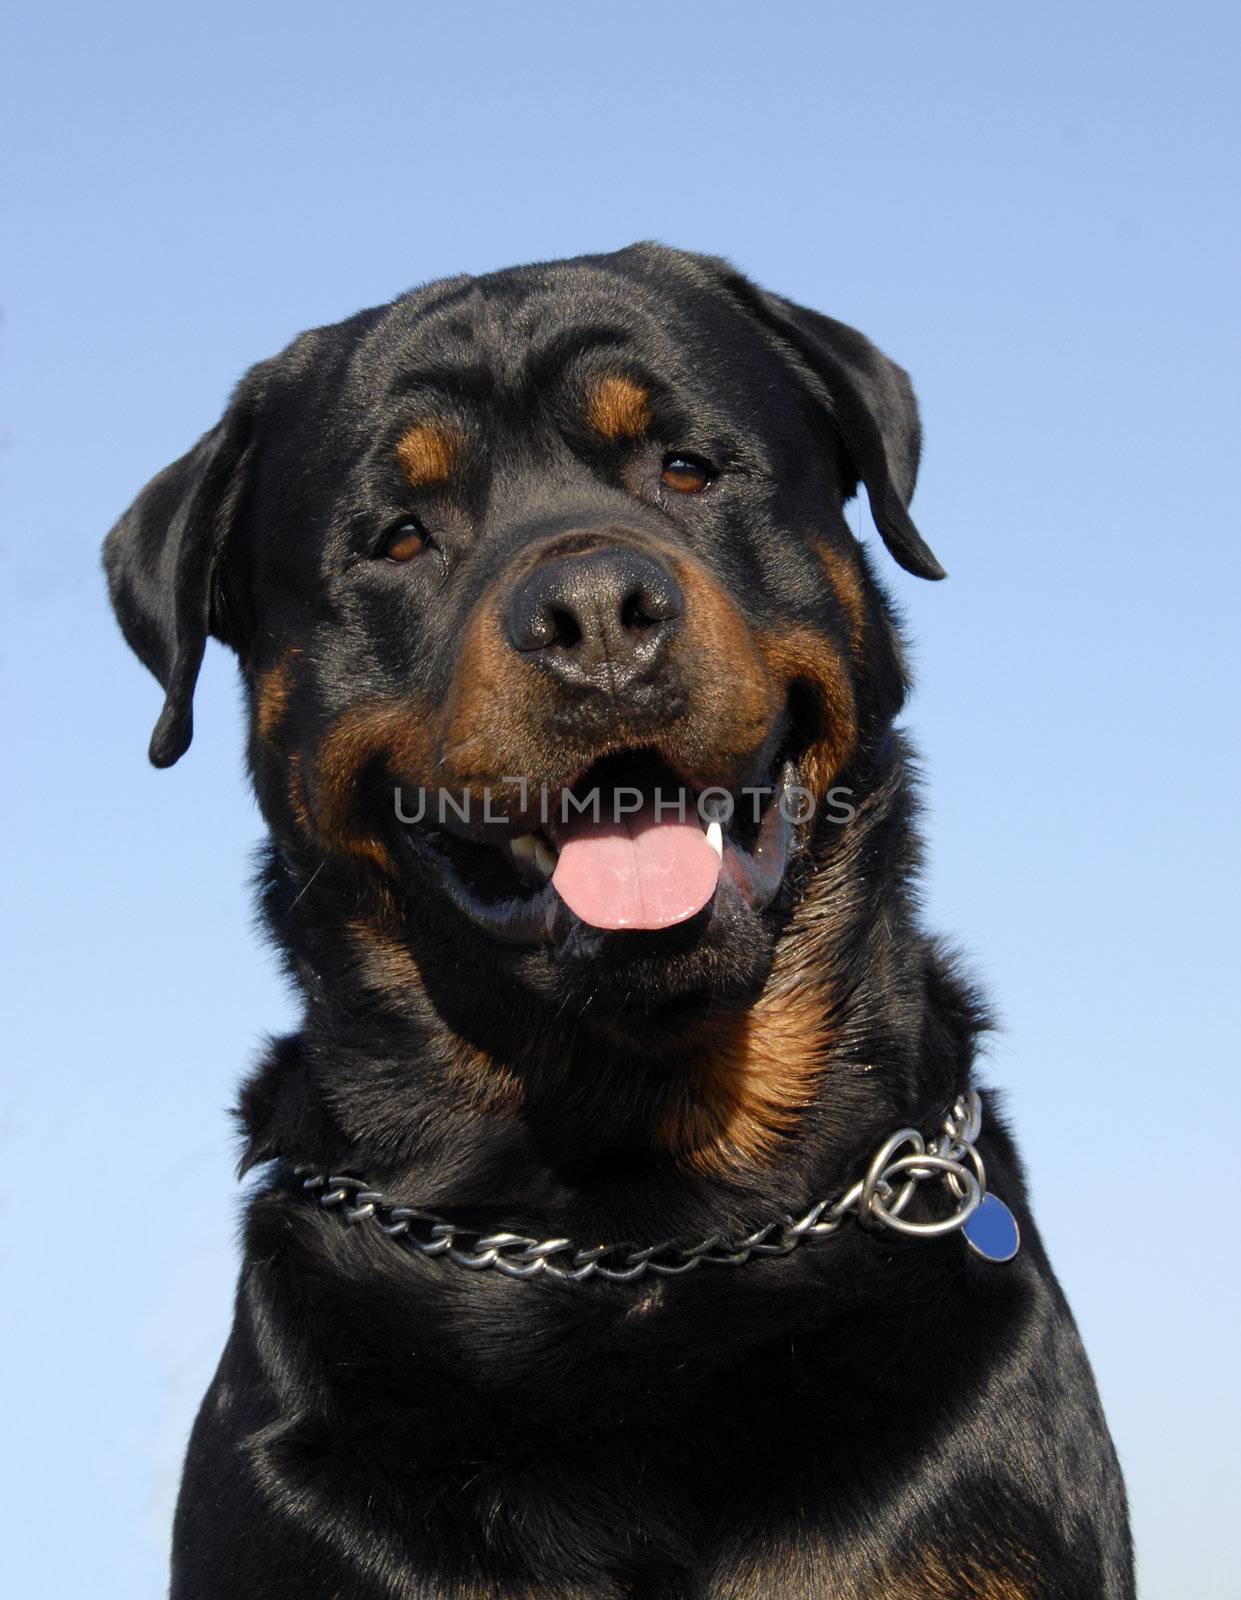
[396,748,802,948]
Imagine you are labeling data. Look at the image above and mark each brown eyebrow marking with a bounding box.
[586,375,652,440]
[395,424,460,488]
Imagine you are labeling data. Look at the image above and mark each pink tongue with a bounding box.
[551,800,722,931]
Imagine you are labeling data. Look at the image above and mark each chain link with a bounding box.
[289,1091,987,1284]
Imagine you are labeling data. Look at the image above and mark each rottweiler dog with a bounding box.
[105,245,1134,1598]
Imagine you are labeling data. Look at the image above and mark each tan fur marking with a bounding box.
[877,1554,1032,1599]
[306,700,437,875]
[655,600,859,1175]
[255,649,300,744]
[756,624,858,805]
[440,592,554,792]
[660,975,832,1173]
[345,917,421,990]
[447,1038,524,1112]
[586,375,652,440]
[815,540,867,660]
[717,1539,1033,1599]
[669,555,779,785]
[395,423,460,487]
[286,750,314,835]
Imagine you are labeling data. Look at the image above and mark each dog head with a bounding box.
[105,245,942,1033]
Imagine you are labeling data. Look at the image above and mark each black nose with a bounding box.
[505,546,683,693]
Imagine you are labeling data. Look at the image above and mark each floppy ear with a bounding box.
[103,378,261,766]
[722,272,945,580]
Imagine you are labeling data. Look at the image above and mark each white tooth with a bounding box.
[533,841,558,879]
[510,833,539,862]
[706,819,724,860]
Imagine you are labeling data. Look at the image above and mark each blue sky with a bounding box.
[3,3,1238,1594]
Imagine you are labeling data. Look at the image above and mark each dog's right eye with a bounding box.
[378,521,427,562]
[661,453,714,494]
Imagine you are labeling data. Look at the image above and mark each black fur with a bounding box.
[105,244,1133,1598]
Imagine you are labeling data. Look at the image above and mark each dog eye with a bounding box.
[379,521,427,562]
[661,453,713,494]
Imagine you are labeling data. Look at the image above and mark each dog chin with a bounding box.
[499,883,784,1025]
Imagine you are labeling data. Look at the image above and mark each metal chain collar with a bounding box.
[288,1091,991,1285]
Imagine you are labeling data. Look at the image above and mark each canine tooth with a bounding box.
[533,841,558,879]
[510,833,539,862]
[705,819,724,860]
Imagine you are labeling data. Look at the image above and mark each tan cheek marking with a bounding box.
[436,575,608,805]
[439,592,553,785]
[756,624,857,803]
[662,555,779,784]
[303,700,437,876]
[814,540,867,661]
[255,649,301,745]
[395,423,460,488]
[286,750,314,836]
[654,588,859,1176]
[302,591,565,876]
[586,375,652,440]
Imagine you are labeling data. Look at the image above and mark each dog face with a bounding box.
[105,245,942,1025]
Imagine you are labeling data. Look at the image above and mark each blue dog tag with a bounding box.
[963,1193,1020,1262]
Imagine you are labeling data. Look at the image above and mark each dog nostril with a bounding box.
[549,606,582,649]
[518,603,583,651]
[620,591,656,634]
[620,592,658,633]
[620,582,680,636]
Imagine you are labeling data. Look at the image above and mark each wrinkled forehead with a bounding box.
[339,263,787,436]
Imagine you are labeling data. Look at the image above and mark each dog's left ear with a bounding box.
[103,373,264,767]
[722,272,945,580]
